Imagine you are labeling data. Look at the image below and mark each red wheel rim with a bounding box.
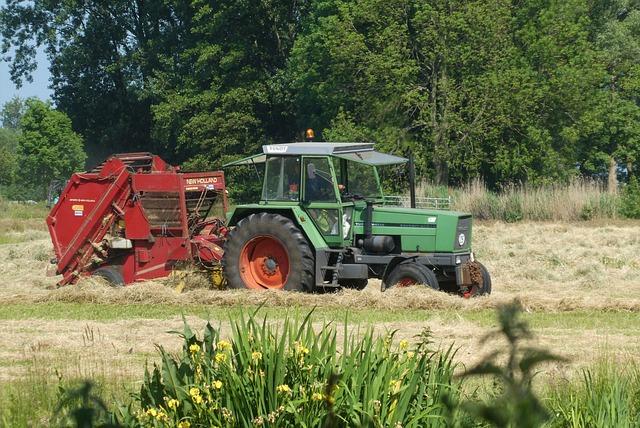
[396,277,417,288]
[463,284,479,299]
[239,236,290,290]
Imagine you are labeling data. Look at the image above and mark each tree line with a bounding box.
[0,98,85,199]
[1,0,640,190]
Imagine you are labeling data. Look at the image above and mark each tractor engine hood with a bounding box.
[352,204,472,253]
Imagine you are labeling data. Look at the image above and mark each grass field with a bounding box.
[1,203,639,425]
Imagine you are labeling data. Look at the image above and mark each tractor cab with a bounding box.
[224,142,491,297]
[225,142,401,247]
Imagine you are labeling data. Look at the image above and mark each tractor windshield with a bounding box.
[335,159,383,200]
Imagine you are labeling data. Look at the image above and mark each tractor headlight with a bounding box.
[458,233,466,246]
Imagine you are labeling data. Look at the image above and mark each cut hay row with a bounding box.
[2,221,639,313]
[11,280,638,313]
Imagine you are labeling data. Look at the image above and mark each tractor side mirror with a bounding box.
[307,163,317,179]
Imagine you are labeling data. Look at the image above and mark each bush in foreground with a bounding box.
[112,311,459,427]
[50,305,640,427]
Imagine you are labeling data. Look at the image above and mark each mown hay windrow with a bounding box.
[1,221,640,313]
[27,279,640,313]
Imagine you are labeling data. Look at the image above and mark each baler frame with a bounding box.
[47,153,228,286]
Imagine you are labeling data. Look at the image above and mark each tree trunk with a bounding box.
[608,156,618,193]
[435,157,449,186]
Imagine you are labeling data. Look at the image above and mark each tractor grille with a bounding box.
[454,217,471,250]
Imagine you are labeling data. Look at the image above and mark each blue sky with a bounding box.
[0,0,53,107]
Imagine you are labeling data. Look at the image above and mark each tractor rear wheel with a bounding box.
[92,266,124,287]
[223,213,314,292]
[384,262,439,290]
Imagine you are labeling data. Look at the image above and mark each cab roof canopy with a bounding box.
[223,142,408,167]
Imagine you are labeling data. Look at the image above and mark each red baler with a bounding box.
[47,153,228,286]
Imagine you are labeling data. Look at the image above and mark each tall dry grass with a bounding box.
[0,197,49,244]
[418,178,619,222]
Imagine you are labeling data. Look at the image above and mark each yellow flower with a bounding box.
[156,411,168,422]
[311,392,324,401]
[166,398,179,410]
[276,384,292,395]
[215,352,227,363]
[178,421,191,428]
[251,351,262,362]
[399,339,409,351]
[217,340,232,351]
[406,351,415,360]
[189,343,200,354]
[212,380,223,390]
[389,379,402,393]
[189,386,204,404]
[145,408,158,417]
[294,341,310,355]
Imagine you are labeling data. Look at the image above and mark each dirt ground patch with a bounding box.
[1,221,640,383]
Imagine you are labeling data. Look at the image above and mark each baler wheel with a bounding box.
[92,266,125,287]
[384,262,439,290]
[223,213,314,291]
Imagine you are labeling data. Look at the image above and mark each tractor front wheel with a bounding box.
[384,262,439,290]
[223,213,314,292]
[464,262,492,297]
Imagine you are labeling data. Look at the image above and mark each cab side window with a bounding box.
[262,157,301,201]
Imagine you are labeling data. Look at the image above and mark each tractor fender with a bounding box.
[226,205,263,227]
[380,255,417,292]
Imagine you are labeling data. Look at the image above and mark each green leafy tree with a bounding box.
[1,96,26,130]
[0,1,185,163]
[583,2,640,183]
[150,0,311,166]
[0,128,18,186]
[16,99,86,198]
[4,0,640,190]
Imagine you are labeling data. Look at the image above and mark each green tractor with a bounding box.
[223,142,490,297]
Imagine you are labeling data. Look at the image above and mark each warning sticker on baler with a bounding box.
[72,204,84,216]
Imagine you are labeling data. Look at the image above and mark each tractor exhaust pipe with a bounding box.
[409,153,416,209]
[365,200,373,239]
